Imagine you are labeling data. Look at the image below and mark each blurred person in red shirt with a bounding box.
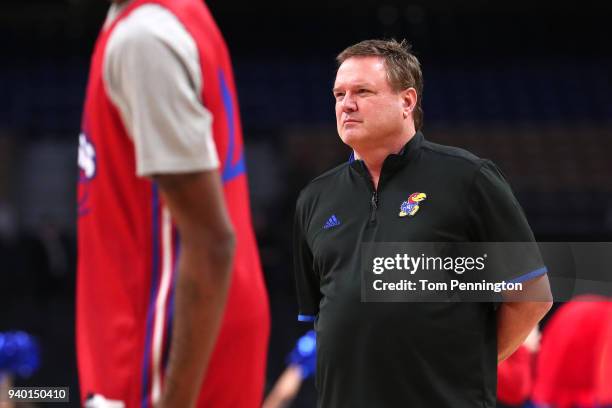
[497,327,541,407]
[531,296,612,408]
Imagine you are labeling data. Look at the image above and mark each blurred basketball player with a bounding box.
[76,1,269,406]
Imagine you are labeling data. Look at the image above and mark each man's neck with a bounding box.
[353,131,416,189]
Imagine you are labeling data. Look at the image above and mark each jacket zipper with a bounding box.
[369,190,378,223]
[361,161,379,224]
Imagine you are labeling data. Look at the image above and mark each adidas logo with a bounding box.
[323,215,341,229]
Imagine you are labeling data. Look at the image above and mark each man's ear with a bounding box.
[401,87,418,118]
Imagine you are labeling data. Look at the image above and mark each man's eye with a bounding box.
[358,89,370,94]
[334,93,345,100]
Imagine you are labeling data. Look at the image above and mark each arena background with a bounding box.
[0,1,611,406]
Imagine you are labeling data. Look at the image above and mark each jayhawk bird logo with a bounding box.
[399,192,427,217]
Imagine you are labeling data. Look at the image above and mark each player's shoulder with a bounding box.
[116,3,180,32]
[421,138,485,168]
[108,4,188,54]
[309,162,349,186]
[421,137,511,192]
[297,162,348,206]
[419,137,492,181]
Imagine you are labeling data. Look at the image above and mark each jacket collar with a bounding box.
[349,131,424,180]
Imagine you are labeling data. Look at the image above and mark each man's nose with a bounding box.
[340,92,357,111]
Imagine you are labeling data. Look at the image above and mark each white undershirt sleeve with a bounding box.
[103,4,219,177]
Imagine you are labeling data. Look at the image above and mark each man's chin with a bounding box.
[339,130,366,147]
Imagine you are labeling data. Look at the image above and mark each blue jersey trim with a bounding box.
[298,314,316,322]
[219,69,246,184]
[141,184,161,408]
[162,229,180,370]
[506,266,548,284]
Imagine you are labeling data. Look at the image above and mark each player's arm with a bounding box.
[155,171,234,408]
[466,161,552,362]
[497,274,552,362]
[262,330,317,408]
[293,191,321,323]
[104,14,232,406]
[262,365,303,408]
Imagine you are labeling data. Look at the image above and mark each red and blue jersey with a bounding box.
[76,1,269,406]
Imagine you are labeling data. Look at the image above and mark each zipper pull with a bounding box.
[370,191,378,222]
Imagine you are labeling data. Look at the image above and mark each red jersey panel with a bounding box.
[76,1,270,407]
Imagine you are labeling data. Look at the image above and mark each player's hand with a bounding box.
[287,330,316,379]
[523,326,541,353]
[0,331,39,378]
